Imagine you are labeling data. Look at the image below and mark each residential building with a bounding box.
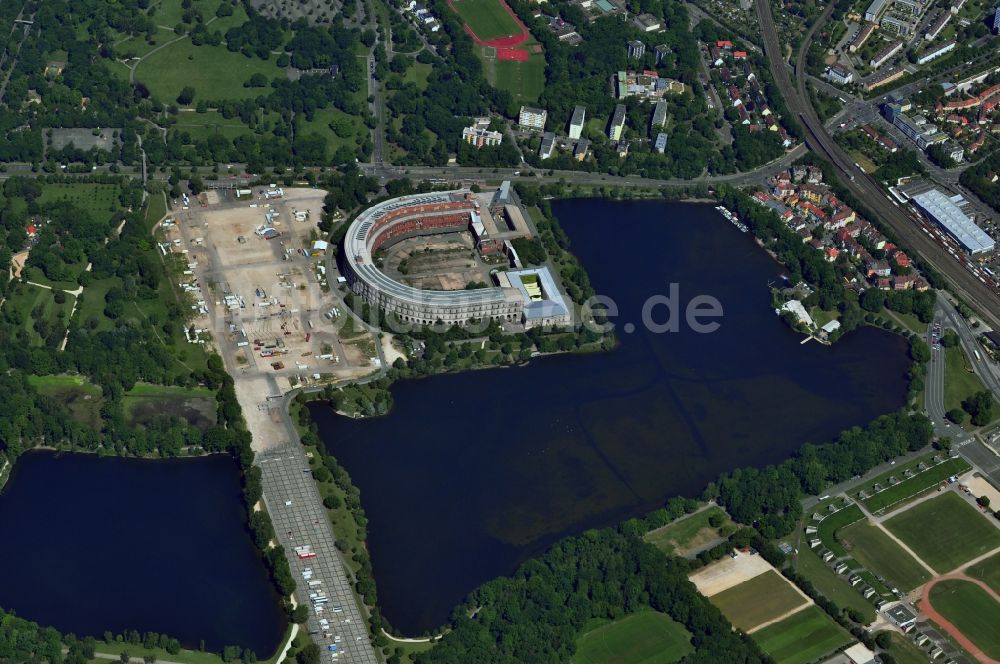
[848,22,876,52]
[627,39,645,60]
[654,44,670,65]
[462,117,503,148]
[916,39,956,64]
[824,63,854,85]
[608,104,626,141]
[654,132,668,153]
[651,100,668,129]
[616,70,685,100]
[993,6,1000,33]
[870,40,903,68]
[573,138,590,161]
[865,0,889,21]
[950,0,966,13]
[895,0,920,14]
[925,11,951,39]
[568,105,586,139]
[881,15,910,34]
[539,132,556,159]
[861,66,906,92]
[518,105,547,130]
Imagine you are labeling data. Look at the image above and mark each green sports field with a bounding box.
[709,571,808,631]
[929,579,1000,659]
[451,0,523,41]
[967,551,1000,594]
[838,520,932,591]
[885,492,1000,573]
[750,606,852,664]
[493,54,545,103]
[816,504,864,556]
[573,610,692,664]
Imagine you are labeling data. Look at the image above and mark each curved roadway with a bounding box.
[755,0,1000,329]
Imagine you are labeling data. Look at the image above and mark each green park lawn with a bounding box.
[403,61,434,90]
[3,282,75,347]
[838,520,932,591]
[749,606,851,664]
[38,182,122,224]
[944,345,989,414]
[792,544,875,622]
[573,609,693,664]
[709,571,808,632]
[644,506,731,555]
[450,0,523,40]
[966,550,1000,595]
[135,40,281,104]
[885,491,1000,573]
[928,579,1000,659]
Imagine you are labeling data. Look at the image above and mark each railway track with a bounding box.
[755,0,1000,329]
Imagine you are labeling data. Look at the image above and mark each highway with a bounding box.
[755,0,1000,330]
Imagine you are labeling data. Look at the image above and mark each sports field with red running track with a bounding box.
[448,0,531,60]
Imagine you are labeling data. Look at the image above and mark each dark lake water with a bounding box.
[311,199,911,635]
[0,451,287,655]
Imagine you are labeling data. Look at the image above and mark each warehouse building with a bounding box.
[911,189,996,255]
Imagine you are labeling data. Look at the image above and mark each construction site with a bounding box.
[156,186,385,405]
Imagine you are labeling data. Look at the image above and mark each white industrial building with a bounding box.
[911,189,996,255]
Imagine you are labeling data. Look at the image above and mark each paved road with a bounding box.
[756,0,1000,333]
[258,442,380,664]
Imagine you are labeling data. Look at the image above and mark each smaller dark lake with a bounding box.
[0,452,287,656]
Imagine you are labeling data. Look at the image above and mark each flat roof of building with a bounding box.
[505,267,570,320]
[912,189,995,254]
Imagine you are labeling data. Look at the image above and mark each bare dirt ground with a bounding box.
[689,552,777,596]
[965,474,1000,507]
[162,187,382,453]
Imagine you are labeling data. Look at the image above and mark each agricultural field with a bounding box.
[966,550,1000,594]
[838,520,932,591]
[749,606,851,664]
[28,375,102,429]
[709,570,808,631]
[885,492,1000,573]
[928,579,1000,659]
[816,503,864,556]
[450,0,523,41]
[862,457,972,513]
[135,41,282,104]
[572,609,693,664]
[644,506,733,556]
[792,544,875,622]
[38,183,122,224]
